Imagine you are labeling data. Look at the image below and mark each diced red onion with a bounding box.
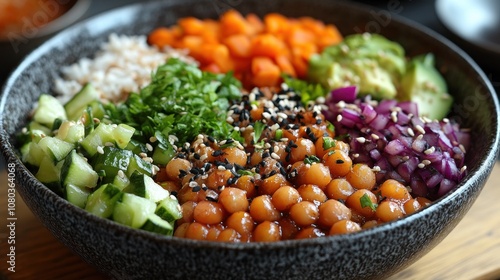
[330,86,358,103]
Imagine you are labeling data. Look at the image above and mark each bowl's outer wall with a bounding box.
[1,0,499,279]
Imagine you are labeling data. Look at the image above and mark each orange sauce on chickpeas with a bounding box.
[156,86,430,242]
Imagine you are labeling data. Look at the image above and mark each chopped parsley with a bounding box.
[103,58,243,144]
[322,137,336,150]
[304,155,321,165]
[360,193,378,211]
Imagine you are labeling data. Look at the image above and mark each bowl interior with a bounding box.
[1,0,499,279]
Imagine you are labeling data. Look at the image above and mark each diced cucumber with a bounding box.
[33,94,67,128]
[85,184,122,218]
[65,83,100,121]
[80,123,115,156]
[55,120,85,145]
[66,183,91,209]
[125,139,148,154]
[28,121,52,137]
[89,100,105,120]
[61,150,98,189]
[126,154,152,177]
[152,142,175,165]
[113,193,156,228]
[35,155,63,194]
[81,106,95,136]
[112,173,130,191]
[112,124,135,149]
[23,142,45,167]
[38,136,74,162]
[126,171,170,203]
[141,214,174,235]
[91,146,132,182]
[155,196,182,223]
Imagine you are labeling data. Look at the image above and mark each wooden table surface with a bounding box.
[1,162,500,280]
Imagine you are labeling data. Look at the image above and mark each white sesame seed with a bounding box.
[336,101,346,108]
[217,165,226,171]
[407,128,415,137]
[353,153,359,158]
[117,170,125,178]
[460,166,467,173]
[271,152,280,160]
[189,181,198,188]
[356,137,366,144]
[337,115,343,122]
[262,112,271,119]
[146,143,153,152]
[424,146,435,155]
[443,118,450,123]
[96,146,104,154]
[422,160,431,165]
[371,133,380,140]
[270,123,280,131]
[139,152,148,158]
[459,144,466,153]
[104,142,114,147]
[170,194,178,201]
[143,157,154,163]
[402,156,410,161]
[226,116,234,123]
[391,111,398,123]
[418,163,425,168]
[372,166,381,172]
[415,125,426,134]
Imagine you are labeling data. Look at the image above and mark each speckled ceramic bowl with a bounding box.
[1,0,499,279]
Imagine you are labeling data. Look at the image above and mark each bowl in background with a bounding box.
[0,0,91,81]
[1,0,499,279]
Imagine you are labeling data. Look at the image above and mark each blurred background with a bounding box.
[1,0,499,169]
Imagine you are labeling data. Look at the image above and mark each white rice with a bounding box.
[53,33,197,104]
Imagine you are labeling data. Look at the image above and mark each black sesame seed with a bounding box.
[207,136,215,143]
[194,153,201,160]
[262,151,270,158]
[178,170,187,178]
[191,185,201,192]
[336,159,345,164]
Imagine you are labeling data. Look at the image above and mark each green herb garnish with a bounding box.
[103,58,243,144]
[360,193,378,211]
[322,137,336,150]
[304,155,321,165]
[283,75,328,104]
[253,120,266,145]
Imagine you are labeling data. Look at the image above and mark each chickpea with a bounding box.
[220,146,248,167]
[185,222,209,240]
[416,197,432,207]
[318,199,352,228]
[288,137,316,164]
[289,201,319,227]
[176,184,206,204]
[206,226,222,241]
[226,211,254,237]
[294,227,325,239]
[346,189,377,218]
[258,157,281,177]
[253,221,281,242]
[249,195,281,222]
[178,201,198,225]
[322,150,352,178]
[278,217,299,240]
[362,220,379,230]
[403,198,422,215]
[174,222,190,238]
[219,187,249,213]
[346,164,376,190]
[297,162,332,190]
[206,169,233,190]
[217,228,241,242]
[379,179,411,202]
[166,158,192,181]
[329,220,361,235]
[235,175,257,198]
[193,201,225,225]
[260,173,287,195]
[376,200,404,222]
[297,184,327,204]
[271,185,301,212]
[325,178,355,201]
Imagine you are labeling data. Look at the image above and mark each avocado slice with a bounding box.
[400,53,452,120]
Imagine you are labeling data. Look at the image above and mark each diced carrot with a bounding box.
[275,55,296,78]
[264,13,290,35]
[147,27,176,48]
[224,34,252,58]
[317,24,343,50]
[251,57,281,87]
[286,26,316,47]
[246,13,265,35]
[147,9,345,89]
[220,10,252,37]
[178,17,206,36]
[251,34,289,58]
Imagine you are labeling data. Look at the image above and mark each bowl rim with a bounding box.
[1,0,499,250]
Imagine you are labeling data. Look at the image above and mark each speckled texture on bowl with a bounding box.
[1,0,499,279]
